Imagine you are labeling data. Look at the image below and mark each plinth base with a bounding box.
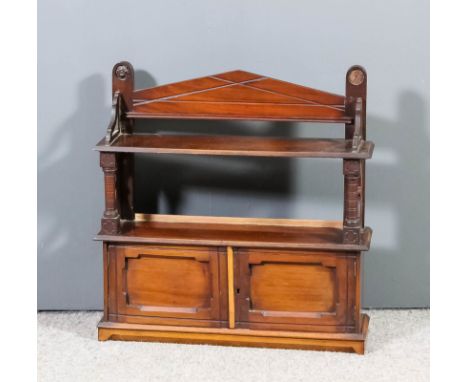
[98,314,369,354]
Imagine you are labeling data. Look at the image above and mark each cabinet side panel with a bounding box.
[108,245,118,316]
[102,243,109,321]
[355,254,362,329]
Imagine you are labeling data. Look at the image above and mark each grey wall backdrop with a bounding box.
[38,0,429,309]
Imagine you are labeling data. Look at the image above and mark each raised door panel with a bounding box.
[237,249,349,329]
[114,245,220,322]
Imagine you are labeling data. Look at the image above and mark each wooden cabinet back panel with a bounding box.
[112,245,221,322]
[237,249,350,328]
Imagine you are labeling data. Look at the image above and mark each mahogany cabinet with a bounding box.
[95,62,373,354]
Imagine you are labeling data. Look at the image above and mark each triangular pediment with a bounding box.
[130,70,349,122]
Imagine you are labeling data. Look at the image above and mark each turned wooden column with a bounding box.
[345,66,367,228]
[100,152,120,234]
[343,159,362,244]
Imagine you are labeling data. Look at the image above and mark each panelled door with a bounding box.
[235,248,350,330]
[112,245,221,325]
[107,244,355,331]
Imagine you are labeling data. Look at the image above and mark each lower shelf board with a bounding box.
[95,214,372,251]
[98,314,369,354]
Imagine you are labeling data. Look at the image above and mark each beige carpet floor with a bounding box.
[38,309,429,382]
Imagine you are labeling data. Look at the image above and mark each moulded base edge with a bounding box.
[98,314,369,354]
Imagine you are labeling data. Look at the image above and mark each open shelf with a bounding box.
[128,70,351,123]
[95,134,374,158]
[95,214,372,251]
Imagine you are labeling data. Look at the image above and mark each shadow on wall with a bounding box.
[38,74,107,309]
[37,69,429,309]
[133,70,297,217]
[133,121,297,216]
[363,91,429,307]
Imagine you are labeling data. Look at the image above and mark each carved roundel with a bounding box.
[115,65,130,80]
[348,69,365,86]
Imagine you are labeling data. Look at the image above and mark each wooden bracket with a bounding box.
[105,91,123,145]
[352,98,364,151]
[100,152,120,234]
[105,61,135,145]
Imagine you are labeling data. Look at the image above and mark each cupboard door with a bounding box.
[236,249,349,329]
[114,245,220,322]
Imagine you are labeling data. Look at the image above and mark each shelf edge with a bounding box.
[94,136,375,159]
[94,227,372,252]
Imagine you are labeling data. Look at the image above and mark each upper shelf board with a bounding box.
[128,70,351,123]
[95,135,374,159]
